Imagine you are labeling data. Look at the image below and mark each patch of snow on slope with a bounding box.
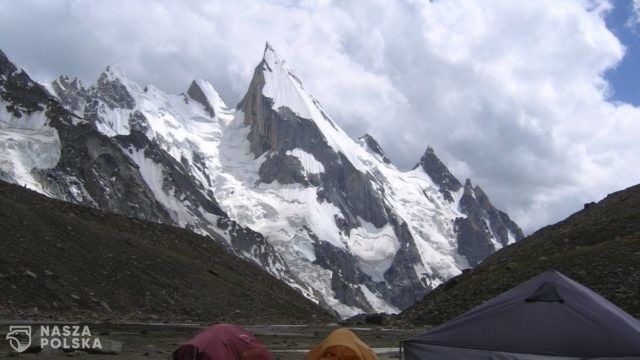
[0,105,60,193]
[487,221,503,251]
[348,219,398,282]
[286,148,324,174]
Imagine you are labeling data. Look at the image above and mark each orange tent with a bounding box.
[304,328,378,360]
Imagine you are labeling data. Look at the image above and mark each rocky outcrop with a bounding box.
[359,134,391,164]
[383,211,431,308]
[456,179,524,266]
[49,75,87,114]
[38,121,173,222]
[417,146,462,202]
[187,80,216,117]
[1,49,50,116]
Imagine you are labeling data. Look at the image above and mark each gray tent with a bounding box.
[403,271,640,359]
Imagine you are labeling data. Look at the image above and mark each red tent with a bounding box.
[173,324,274,360]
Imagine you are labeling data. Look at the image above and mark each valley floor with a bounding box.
[0,322,424,359]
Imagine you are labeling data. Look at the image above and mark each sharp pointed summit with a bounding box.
[264,40,276,54]
[98,64,131,83]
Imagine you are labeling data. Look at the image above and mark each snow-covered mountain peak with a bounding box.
[95,64,142,98]
[263,41,277,58]
[260,42,315,120]
[243,42,372,174]
[99,64,127,82]
[186,79,227,118]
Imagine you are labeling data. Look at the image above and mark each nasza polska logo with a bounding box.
[5,326,31,353]
[5,325,102,353]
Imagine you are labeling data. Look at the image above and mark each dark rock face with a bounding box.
[37,120,173,223]
[456,179,525,266]
[383,210,431,308]
[359,134,391,164]
[186,80,216,117]
[128,110,149,133]
[472,185,525,245]
[312,239,374,312]
[114,131,226,219]
[417,146,462,202]
[259,152,312,186]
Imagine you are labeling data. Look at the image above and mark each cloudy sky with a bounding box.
[1,0,639,233]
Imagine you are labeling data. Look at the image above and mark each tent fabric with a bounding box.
[173,324,274,360]
[305,328,378,360]
[403,271,640,359]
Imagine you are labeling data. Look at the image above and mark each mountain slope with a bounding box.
[399,183,640,326]
[0,44,523,317]
[0,179,333,323]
